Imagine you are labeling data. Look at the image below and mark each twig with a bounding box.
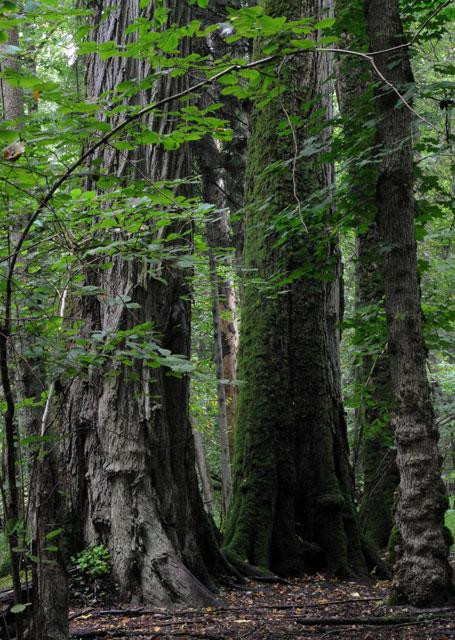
[95,608,144,617]
[369,0,453,56]
[68,608,95,622]
[291,611,454,626]
[316,47,438,131]
[249,575,291,585]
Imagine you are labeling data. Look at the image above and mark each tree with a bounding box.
[335,0,398,549]
[54,0,228,606]
[223,0,366,578]
[365,0,453,606]
[0,27,41,640]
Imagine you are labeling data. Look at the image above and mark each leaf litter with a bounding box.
[70,573,455,639]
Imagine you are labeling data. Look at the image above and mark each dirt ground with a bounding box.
[69,573,455,639]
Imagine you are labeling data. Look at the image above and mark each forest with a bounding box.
[0,0,453,638]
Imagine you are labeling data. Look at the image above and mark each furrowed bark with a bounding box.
[335,0,398,548]
[365,0,453,606]
[193,429,216,516]
[56,0,229,607]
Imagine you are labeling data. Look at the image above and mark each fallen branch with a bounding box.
[78,596,384,620]
[71,631,222,639]
[95,608,144,617]
[68,609,95,622]
[248,576,291,585]
[291,611,454,626]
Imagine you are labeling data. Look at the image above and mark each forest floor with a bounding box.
[69,573,455,640]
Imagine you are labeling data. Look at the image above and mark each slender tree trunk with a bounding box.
[365,0,453,606]
[198,133,236,513]
[194,0,249,509]
[0,29,54,640]
[57,0,228,607]
[335,0,398,548]
[209,249,233,513]
[0,29,24,123]
[1,30,68,638]
[196,0,242,468]
[223,0,365,578]
[193,429,216,516]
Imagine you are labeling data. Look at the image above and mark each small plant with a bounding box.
[0,530,12,578]
[72,545,110,578]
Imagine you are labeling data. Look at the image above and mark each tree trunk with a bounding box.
[196,0,243,469]
[57,0,227,607]
[335,0,398,549]
[198,132,236,514]
[0,29,24,122]
[193,428,216,516]
[365,0,453,606]
[223,0,365,578]
[209,249,233,514]
[1,28,63,640]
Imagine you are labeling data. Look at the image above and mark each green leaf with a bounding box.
[315,17,336,29]
[11,603,31,614]
[289,38,315,49]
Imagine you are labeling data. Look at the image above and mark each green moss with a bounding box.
[444,510,455,548]
[0,574,12,589]
[386,525,400,565]
[0,531,11,578]
[317,493,345,508]
[223,0,366,579]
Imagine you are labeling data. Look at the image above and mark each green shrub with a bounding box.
[445,509,455,548]
[72,545,110,577]
[0,530,11,578]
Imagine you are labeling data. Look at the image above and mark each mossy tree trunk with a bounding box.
[365,0,453,606]
[223,0,365,578]
[55,0,228,607]
[335,0,398,549]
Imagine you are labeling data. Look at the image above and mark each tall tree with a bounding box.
[365,0,453,605]
[335,0,398,548]
[223,0,366,578]
[56,0,227,606]
[195,0,246,511]
[1,31,68,640]
[0,28,27,640]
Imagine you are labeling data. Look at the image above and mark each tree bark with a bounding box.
[57,0,228,607]
[209,248,233,513]
[197,132,236,513]
[196,0,243,470]
[365,0,453,606]
[335,0,398,549]
[223,0,365,578]
[0,29,24,122]
[193,428,216,517]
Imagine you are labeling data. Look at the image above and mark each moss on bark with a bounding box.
[335,0,399,550]
[223,0,366,578]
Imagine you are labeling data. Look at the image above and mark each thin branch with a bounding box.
[368,0,453,56]
[317,47,438,131]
